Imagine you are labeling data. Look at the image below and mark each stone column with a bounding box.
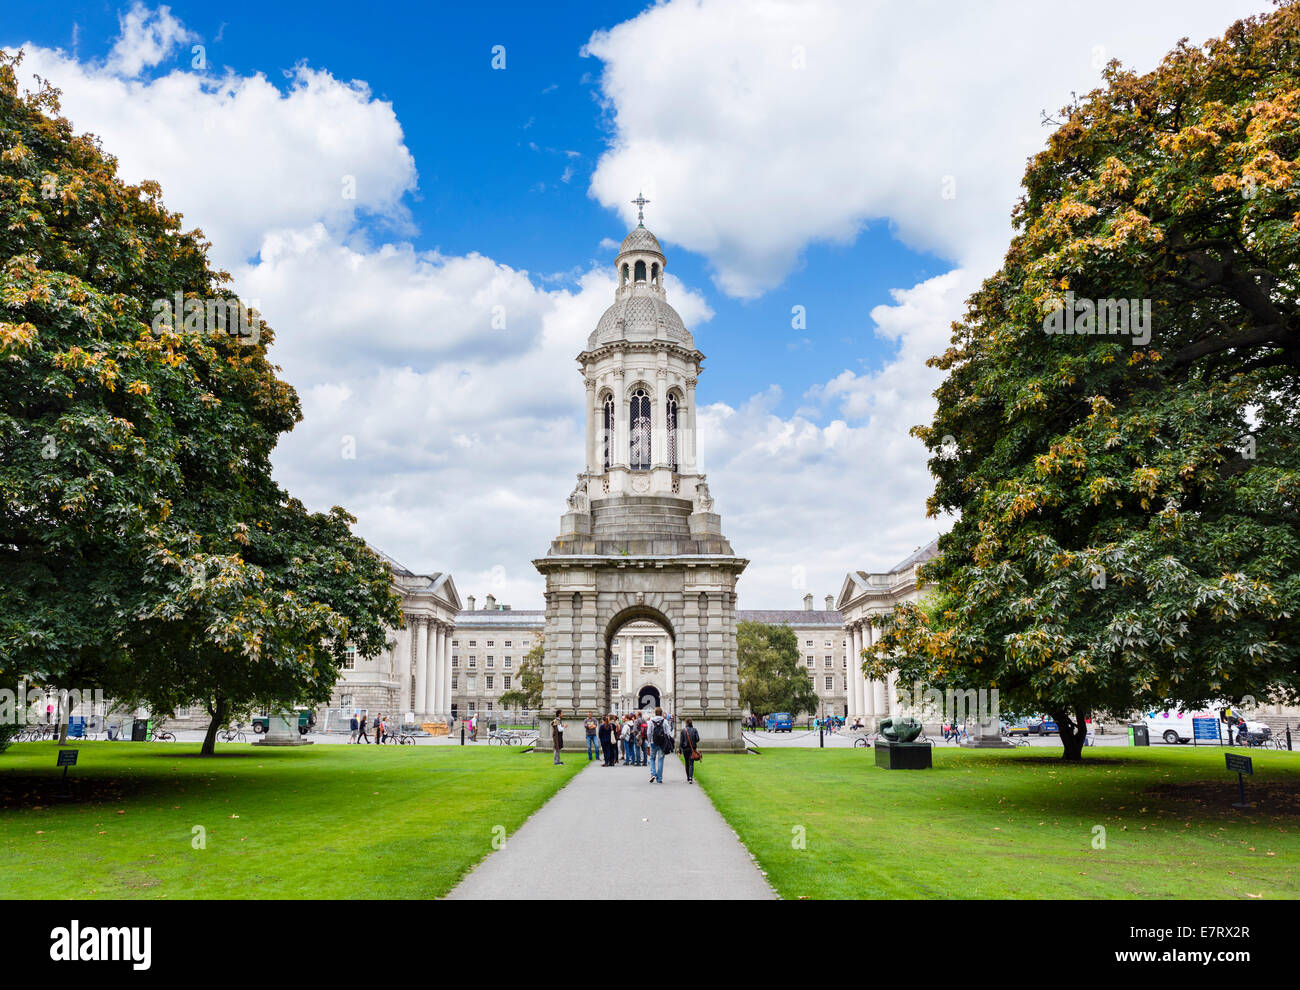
[585,377,598,474]
[652,371,668,467]
[577,592,599,712]
[614,371,629,468]
[396,621,412,716]
[684,377,698,472]
[849,625,863,718]
[428,624,443,714]
[413,619,428,718]
[439,625,451,714]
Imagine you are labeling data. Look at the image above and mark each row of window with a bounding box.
[453,656,512,669]
[452,640,513,648]
[452,674,512,692]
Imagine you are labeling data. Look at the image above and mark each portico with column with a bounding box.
[328,553,461,722]
[838,543,944,730]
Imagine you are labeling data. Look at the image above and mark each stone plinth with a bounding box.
[253,712,313,747]
[874,740,932,769]
[962,716,1014,748]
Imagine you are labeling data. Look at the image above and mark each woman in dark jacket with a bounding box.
[598,715,613,766]
[680,717,701,783]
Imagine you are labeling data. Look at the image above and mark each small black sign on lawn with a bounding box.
[1225,752,1253,808]
[56,748,78,800]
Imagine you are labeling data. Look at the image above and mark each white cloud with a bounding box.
[9,35,416,269]
[586,0,1271,297]
[107,2,196,77]
[9,1,1275,613]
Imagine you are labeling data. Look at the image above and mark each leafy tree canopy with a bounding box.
[739,621,820,718]
[0,53,402,753]
[867,4,1300,760]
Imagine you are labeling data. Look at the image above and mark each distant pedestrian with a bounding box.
[647,706,672,784]
[638,713,649,766]
[551,710,566,765]
[358,712,370,744]
[349,712,359,744]
[375,713,385,745]
[597,715,612,765]
[585,714,599,761]
[680,717,701,783]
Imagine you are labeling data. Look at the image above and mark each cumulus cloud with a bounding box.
[581,0,1270,604]
[107,2,197,76]
[586,0,1269,296]
[9,33,416,268]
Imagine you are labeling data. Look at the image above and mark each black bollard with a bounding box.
[460,722,465,746]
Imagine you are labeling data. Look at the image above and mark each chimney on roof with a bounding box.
[803,593,813,610]
[467,595,476,611]
[825,595,834,611]
[486,594,496,611]
[503,604,511,611]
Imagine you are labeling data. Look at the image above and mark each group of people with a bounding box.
[549,707,702,783]
[348,711,390,744]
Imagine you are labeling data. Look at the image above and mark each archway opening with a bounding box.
[602,607,675,718]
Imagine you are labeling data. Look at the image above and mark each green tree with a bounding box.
[499,637,544,713]
[738,621,820,718]
[867,4,1300,761]
[0,54,402,755]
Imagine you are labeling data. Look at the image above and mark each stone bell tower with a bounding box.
[533,199,748,751]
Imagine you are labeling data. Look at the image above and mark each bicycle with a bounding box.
[853,733,880,748]
[382,729,417,745]
[218,724,248,744]
[1009,735,1031,747]
[488,729,526,746]
[153,724,176,742]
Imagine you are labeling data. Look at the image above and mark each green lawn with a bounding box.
[0,742,580,898]
[695,746,1300,899]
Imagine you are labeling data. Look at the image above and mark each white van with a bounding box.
[1143,709,1207,744]
[1144,707,1268,744]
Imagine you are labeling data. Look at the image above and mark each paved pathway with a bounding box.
[446,753,776,899]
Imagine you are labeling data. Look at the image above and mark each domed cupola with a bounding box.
[587,194,694,350]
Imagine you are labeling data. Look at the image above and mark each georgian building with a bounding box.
[328,551,460,720]
[837,538,940,727]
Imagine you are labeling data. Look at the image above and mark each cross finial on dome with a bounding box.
[631,192,650,226]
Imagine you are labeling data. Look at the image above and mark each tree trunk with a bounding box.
[200,696,227,757]
[1052,709,1089,761]
[55,692,69,745]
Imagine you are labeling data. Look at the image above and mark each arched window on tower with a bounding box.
[621,264,629,286]
[651,262,660,287]
[634,260,647,283]
[667,392,679,473]
[629,388,651,470]
[602,393,615,471]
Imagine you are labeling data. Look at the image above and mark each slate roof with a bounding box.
[738,609,843,625]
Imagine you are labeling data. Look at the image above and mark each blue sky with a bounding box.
[6,1,944,412]
[3,1,1270,606]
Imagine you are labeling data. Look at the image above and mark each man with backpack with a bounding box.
[647,706,672,783]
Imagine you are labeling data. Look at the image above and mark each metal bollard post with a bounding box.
[460,723,465,746]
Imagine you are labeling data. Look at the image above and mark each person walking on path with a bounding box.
[551,710,567,765]
[620,714,635,765]
[680,717,701,784]
[358,712,370,744]
[647,706,672,783]
[348,712,359,744]
[374,713,385,745]
[585,714,599,761]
